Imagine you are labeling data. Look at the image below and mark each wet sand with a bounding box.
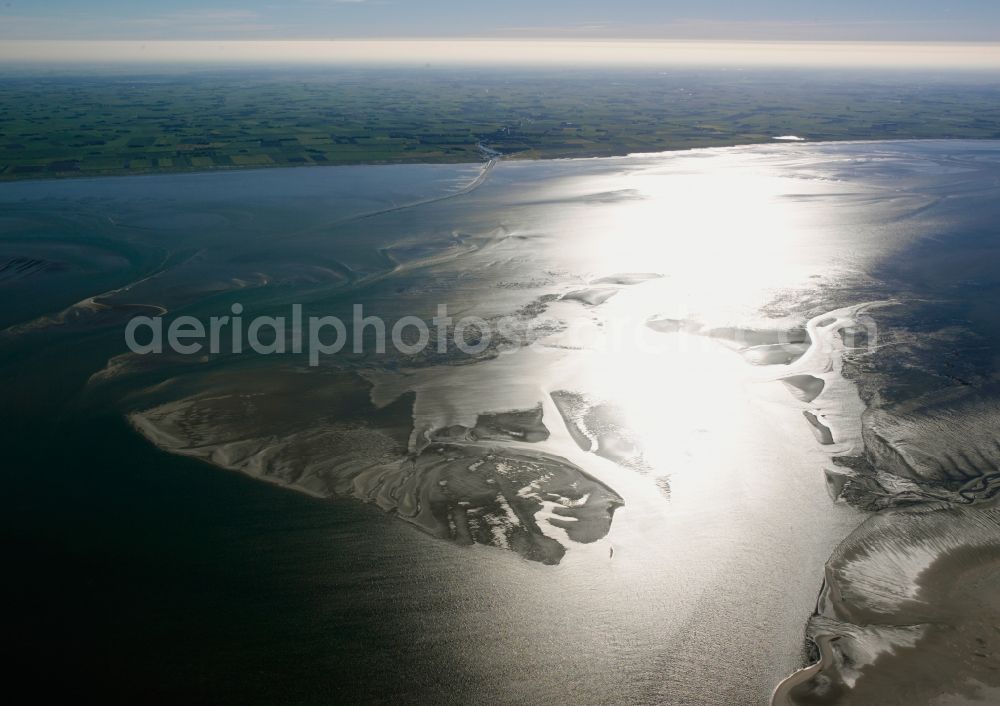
[782,375,826,403]
[803,410,835,445]
[774,316,1000,702]
[773,502,1000,706]
[129,369,622,564]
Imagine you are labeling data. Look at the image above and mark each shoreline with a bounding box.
[3,136,999,186]
[772,301,1000,703]
[773,501,1000,705]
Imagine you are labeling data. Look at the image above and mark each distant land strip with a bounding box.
[2,70,1000,181]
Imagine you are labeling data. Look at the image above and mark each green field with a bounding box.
[2,68,1000,180]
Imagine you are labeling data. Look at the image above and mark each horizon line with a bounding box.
[2,39,1000,70]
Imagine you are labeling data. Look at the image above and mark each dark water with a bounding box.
[2,163,497,703]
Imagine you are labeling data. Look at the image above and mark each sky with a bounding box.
[2,0,999,42]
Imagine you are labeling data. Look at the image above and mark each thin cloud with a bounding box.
[0,9,277,39]
[491,18,1000,42]
[0,4,995,42]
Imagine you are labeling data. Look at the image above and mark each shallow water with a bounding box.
[5,141,1000,703]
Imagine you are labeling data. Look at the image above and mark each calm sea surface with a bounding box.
[5,142,1000,704]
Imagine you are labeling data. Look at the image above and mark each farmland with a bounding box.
[2,68,999,180]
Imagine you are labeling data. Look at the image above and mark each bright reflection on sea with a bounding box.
[358,141,986,703]
[8,142,980,704]
[503,153,855,327]
[356,146,914,703]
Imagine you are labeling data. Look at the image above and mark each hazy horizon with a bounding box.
[2,39,1000,70]
[5,1,999,69]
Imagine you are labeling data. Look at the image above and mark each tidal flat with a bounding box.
[4,141,1000,703]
